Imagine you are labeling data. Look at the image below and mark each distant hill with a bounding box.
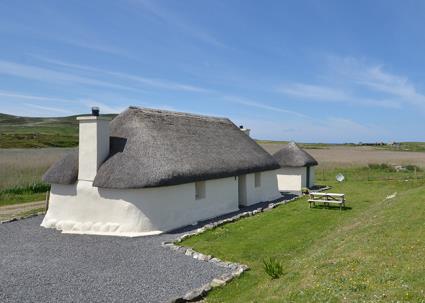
[1,113,424,151]
[0,113,116,148]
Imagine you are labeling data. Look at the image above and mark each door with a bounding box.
[238,175,247,206]
[306,166,310,188]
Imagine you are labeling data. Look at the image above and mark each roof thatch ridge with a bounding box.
[127,106,230,123]
[272,141,318,167]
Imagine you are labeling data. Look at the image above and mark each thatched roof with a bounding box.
[43,150,78,184]
[43,107,280,188]
[272,142,318,167]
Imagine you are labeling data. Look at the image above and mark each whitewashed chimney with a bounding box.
[77,107,110,182]
[239,125,251,137]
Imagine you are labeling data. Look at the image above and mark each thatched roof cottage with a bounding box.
[42,107,282,236]
[273,142,318,193]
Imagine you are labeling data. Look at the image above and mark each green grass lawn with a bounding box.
[182,172,425,302]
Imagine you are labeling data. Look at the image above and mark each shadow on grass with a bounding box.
[308,184,329,191]
[309,205,352,211]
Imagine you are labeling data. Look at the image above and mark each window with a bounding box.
[195,181,206,200]
[254,172,261,188]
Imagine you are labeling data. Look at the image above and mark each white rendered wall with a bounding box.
[239,170,281,206]
[77,116,109,181]
[276,167,305,194]
[41,177,239,237]
[276,166,315,193]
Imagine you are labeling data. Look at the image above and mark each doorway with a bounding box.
[238,175,247,206]
[306,167,311,188]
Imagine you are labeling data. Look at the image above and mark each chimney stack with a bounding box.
[239,125,251,137]
[91,106,99,116]
[77,108,110,182]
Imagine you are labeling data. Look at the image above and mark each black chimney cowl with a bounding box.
[91,107,100,116]
[239,125,243,129]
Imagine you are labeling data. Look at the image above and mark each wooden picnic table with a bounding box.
[308,192,346,210]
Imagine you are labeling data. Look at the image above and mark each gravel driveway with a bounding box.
[0,216,232,303]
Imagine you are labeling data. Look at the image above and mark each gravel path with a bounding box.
[0,201,45,221]
[0,216,232,303]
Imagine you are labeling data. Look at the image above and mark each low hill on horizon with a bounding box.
[0,112,333,149]
[1,113,424,151]
[0,113,116,148]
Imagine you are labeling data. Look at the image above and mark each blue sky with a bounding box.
[0,0,424,142]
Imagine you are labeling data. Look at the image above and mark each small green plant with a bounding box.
[263,257,284,279]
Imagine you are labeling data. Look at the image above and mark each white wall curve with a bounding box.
[42,177,239,237]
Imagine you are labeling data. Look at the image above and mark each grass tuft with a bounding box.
[263,257,284,279]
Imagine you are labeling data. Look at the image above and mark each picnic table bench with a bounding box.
[308,192,346,210]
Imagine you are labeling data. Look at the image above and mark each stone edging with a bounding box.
[0,211,45,224]
[162,195,300,303]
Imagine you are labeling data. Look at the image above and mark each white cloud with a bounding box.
[223,95,309,118]
[33,56,212,93]
[277,83,348,100]
[0,4,135,60]
[58,37,135,59]
[328,56,425,110]
[24,103,73,115]
[0,90,74,103]
[136,0,227,48]
[276,56,425,110]
[242,116,385,143]
[108,71,212,93]
[277,82,401,109]
[221,95,381,141]
[0,60,144,93]
[357,67,425,107]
